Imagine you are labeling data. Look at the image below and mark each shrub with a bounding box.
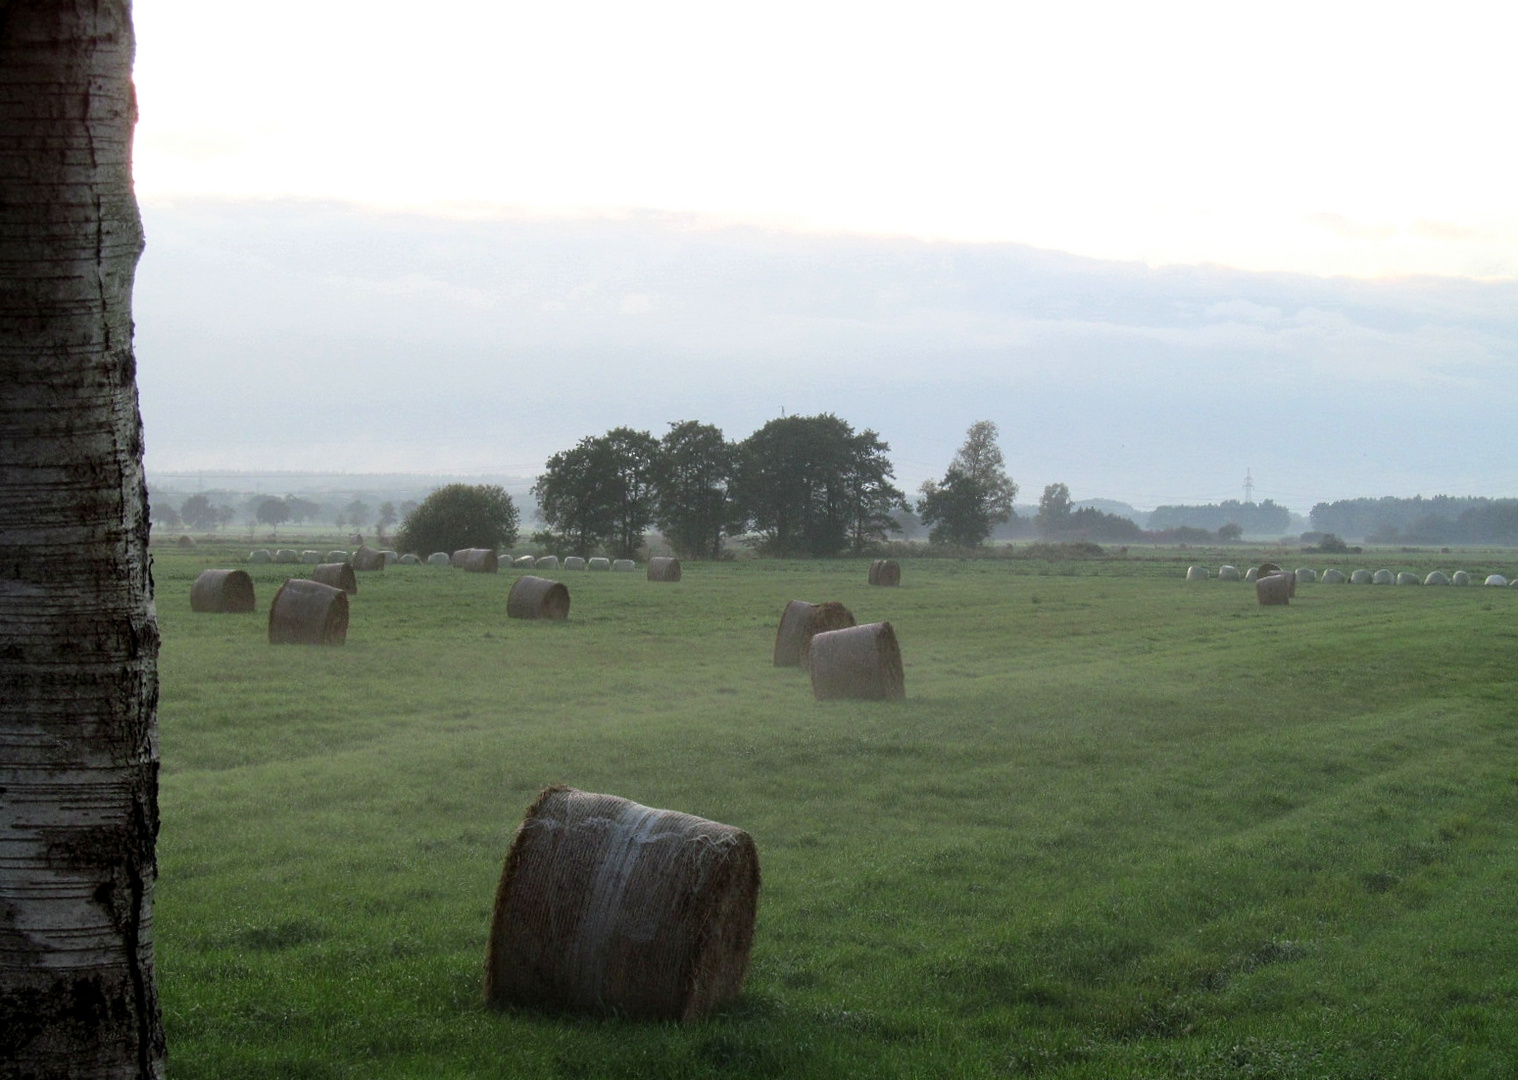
[397,484,518,557]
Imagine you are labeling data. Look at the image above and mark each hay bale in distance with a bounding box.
[273,549,299,564]
[612,559,636,572]
[1424,571,1450,586]
[176,535,196,548]
[381,549,399,565]
[1243,567,1260,582]
[1372,569,1394,585]
[1452,570,1472,586]
[868,559,901,586]
[1257,562,1282,576]
[1485,574,1509,587]
[1350,569,1374,585]
[1397,572,1421,585]
[352,547,387,572]
[1185,565,1208,581]
[427,552,452,566]
[484,786,759,1021]
[535,556,560,571]
[563,556,587,571]
[772,600,856,668]
[1321,569,1347,583]
[190,569,256,613]
[453,548,499,573]
[588,557,611,571]
[1295,568,1317,584]
[311,562,359,595]
[300,550,323,564]
[508,575,570,620]
[326,550,350,563]
[809,621,905,701]
[647,557,682,582]
[268,578,349,645]
[1256,572,1292,606]
[512,555,535,568]
[1217,565,1241,581]
[399,554,422,565]
[248,549,272,564]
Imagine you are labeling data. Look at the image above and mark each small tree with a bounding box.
[397,484,519,556]
[1217,521,1243,542]
[256,496,290,535]
[917,421,1017,548]
[1035,482,1073,538]
[344,499,371,531]
[375,501,398,541]
[180,492,216,531]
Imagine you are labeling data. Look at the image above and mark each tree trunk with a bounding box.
[0,2,165,1077]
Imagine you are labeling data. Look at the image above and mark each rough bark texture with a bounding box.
[0,1,165,1076]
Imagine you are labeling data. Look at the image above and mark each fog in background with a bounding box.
[135,199,1518,514]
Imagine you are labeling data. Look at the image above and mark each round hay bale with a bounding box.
[1350,569,1373,585]
[427,552,452,566]
[508,575,570,620]
[1372,569,1394,585]
[772,600,856,668]
[1452,570,1472,586]
[647,557,682,582]
[268,578,348,645]
[588,557,611,571]
[453,548,500,573]
[612,559,636,572]
[809,621,905,701]
[1217,565,1241,581]
[513,555,535,568]
[535,556,560,571]
[1243,566,1260,582]
[300,550,323,565]
[311,562,359,595]
[248,549,272,564]
[399,554,422,565]
[1510,578,1518,589]
[190,569,256,613]
[1485,574,1508,587]
[1321,569,1347,583]
[274,549,299,564]
[1257,562,1282,576]
[1256,572,1292,606]
[327,550,350,563]
[868,559,901,586]
[484,786,759,1021]
[176,535,196,548]
[352,546,387,572]
[1397,572,1421,585]
[1424,571,1450,586]
[381,549,399,565]
[563,556,587,571]
[1185,565,1208,581]
[1295,568,1317,584]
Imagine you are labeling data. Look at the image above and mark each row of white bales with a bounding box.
[247,548,635,571]
[1188,564,1517,587]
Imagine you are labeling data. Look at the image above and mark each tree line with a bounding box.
[1309,495,1518,544]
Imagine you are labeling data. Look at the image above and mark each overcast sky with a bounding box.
[128,1,1518,510]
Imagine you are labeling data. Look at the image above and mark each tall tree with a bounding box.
[654,420,736,560]
[917,420,1017,548]
[602,427,660,559]
[1035,481,1073,537]
[534,429,659,558]
[0,2,166,1075]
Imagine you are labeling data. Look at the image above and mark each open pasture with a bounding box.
[153,548,1518,1078]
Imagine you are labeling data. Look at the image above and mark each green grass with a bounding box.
[153,547,1518,1078]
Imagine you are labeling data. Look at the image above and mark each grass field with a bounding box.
[152,544,1518,1078]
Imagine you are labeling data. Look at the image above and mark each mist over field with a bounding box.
[134,199,1518,512]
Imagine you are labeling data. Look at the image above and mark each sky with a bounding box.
[127,1,1518,512]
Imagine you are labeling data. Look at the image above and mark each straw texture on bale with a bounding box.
[1351,569,1373,584]
[772,600,856,668]
[647,557,682,582]
[1295,568,1317,583]
[399,554,422,565]
[588,557,611,571]
[508,575,570,620]
[311,562,359,595]
[612,559,636,572]
[513,555,536,568]
[352,547,387,572]
[1185,565,1208,581]
[190,569,256,613]
[1372,569,1394,585]
[868,559,901,586]
[1424,571,1450,586]
[1243,567,1259,582]
[248,549,272,564]
[1397,572,1421,585]
[327,550,350,563]
[484,786,759,1021]
[1217,565,1241,581]
[300,550,323,564]
[563,556,587,571]
[809,621,905,701]
[1453,570,1472,586]
[268,578,349,645]
[1256,573,1292,606]
[1485,574,1509,587]
[453,548,499,573]
[1321,569,1347,583]
[535,556,560,571]
[427,552,452,566]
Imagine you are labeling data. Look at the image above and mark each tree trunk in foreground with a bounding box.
[0,1,164,1077]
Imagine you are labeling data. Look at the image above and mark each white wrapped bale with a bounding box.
[1218,565,1241,581]
[1185,565,1208,581]
[1320,569,1347,583]
[427,552,452,566]
[1244,567,1259,582]
[248,549,273,564]
[1452,570,1472,586]
[1372,569,1394,585]
[563,556,587,571]
[1295,568,1317,584]
[381,549,398,564]
[612,559,636,572]
[513,555,535,568]
[399,554,422,565]
[1397,572,1420,585]
[300,550,323,564]
[1485,574,1509,587]
[327,550,350,563]
[1351,569,1373,584]
[274,549,299,564]
[588,557,611,571]
[535,556,560,571]
[1424,571,1450,586]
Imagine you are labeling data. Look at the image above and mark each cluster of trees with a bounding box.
[157,493,411,539]
[1309,495,1518,544]
[396,484,519,555]
[1147,499,1292,536]
[1031,482,1145,542]
[533,415,908,559]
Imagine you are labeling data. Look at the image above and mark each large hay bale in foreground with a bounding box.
[563,556,587,571]
[1217,565,1241,581]
[484,786,759,1021]
[190,569,256,613]
[772,600,856,668]
[535,556,560,571]
[453,548,499,573]
[647,557,682,582]
[508,575,570,620]
[588,557,611,571]
[1372,569,1394,585]
[248,549,272,564]
[352,546,387,572]
[1424,571,1450,586]
[268,578,349,645]
[1321,569,1347,583]
[513,555,535,568]
[868,559,901,586]
[612,559,636,572]
[427,552,452,566]
[311,562,359,595]
[1397,572,1421,585]
[809,621,905,701]
[1185,565,1208,581]
[1452,570,1472,586]
[1256,573,1292,606]
[1485,574,1509,587]
[1350,569,1373,584]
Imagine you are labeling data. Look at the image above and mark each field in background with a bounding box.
[152,544,1518,1078]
